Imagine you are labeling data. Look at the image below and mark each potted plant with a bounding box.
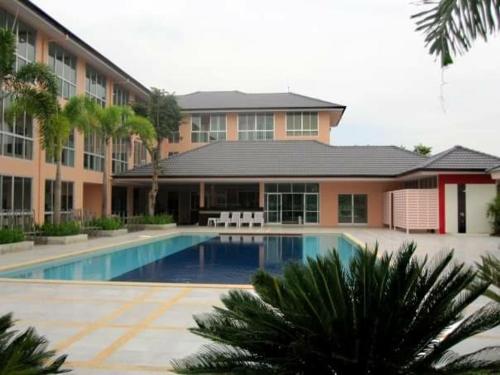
[37,221,87,245]
[0,228,34,254]
[93,217,128,237]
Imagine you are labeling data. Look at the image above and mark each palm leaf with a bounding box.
[412,0,500,66]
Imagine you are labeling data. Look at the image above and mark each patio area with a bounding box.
[0,227,499,374]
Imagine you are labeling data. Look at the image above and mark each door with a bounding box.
[266,193,282,224]
[457,184,466,233]
[304,193,319,224]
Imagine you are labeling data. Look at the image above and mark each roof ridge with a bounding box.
[451,144,500,161]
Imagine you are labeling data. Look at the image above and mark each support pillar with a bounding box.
[199,182,205,208]
[127,186,134,217]
[259,181,265,209]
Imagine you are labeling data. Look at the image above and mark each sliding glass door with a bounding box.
[264,184,319,224]
[266,193,282,224]
[338,194,367,224]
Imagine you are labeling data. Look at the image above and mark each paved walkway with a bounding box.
[0,227,499,373]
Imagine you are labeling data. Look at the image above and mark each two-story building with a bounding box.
[0,0,151,225]
[116,91,500,234]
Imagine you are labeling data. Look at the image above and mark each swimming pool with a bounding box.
[0,233,358,284]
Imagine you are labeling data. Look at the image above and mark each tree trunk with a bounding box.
[102,137,110,217]
[54,156,62,225]
[148,146,159,216]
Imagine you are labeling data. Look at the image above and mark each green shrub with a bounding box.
[487,194,500,235]
[92,217,124,230]
[40,221,80,236]
[0,313,68,374]
[0,228,25,244]
[138,214,174,225]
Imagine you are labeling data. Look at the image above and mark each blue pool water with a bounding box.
[0,234,358,284]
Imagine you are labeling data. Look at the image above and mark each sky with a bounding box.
[32,0,500,155]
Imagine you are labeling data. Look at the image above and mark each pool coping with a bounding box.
[0,229,365,289]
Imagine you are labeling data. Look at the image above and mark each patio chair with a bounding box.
[215,212,231,227]
[229,212,241,227]
[253,212,264,227]
[240,212,254,227]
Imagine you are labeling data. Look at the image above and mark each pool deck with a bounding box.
[0,226,499,374]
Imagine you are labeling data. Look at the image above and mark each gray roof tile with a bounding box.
[176,91,345,111]
[118,141,428,178]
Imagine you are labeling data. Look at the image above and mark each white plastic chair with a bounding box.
[240,212,254,227]
[215,212,231,227]
[229,212,241,227]
[253,211,264,227]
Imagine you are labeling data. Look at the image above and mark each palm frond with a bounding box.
[412,0,500,66]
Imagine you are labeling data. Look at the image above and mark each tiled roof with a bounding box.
[175,91,345,111]
[118,141,427,178]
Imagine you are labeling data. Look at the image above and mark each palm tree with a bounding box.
[476,255,500,303]
[134,89,182,216]
[0,313,68,374]
[1,27,58,125]
[173,243,500,374]
[413,1,500,67]
[38,96,96,225]
[88,104,155,217]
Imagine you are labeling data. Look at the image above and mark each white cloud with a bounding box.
[33,0,500,155]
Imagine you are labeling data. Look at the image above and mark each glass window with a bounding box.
[48,43,77,99]
[85,65,107,107]
[264,183,319,224]
[0,96,33,160]
[46,130,75,167]
[191,114,226,143]
[238,113,274,140]
[338,194,367,224]
[167,131,180,143]
[133,140,147,166]
[112,137,129,174]
[286,112,318,136]
[113,85,129,106]
[0,175,32,214]
[84,131,104,171]
[44,180,74,222]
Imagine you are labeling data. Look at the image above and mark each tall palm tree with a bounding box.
[173,243,500,374]
[0,313,68,374]
[0,27,58,125]
[413,0,500,67]
[39,96,96,224]
[89,104,155,217]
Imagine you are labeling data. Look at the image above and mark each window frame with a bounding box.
[0,175,32,214]
[286,112,319,136]
[237,112,274,141]
[191,113,227,143]
[48,43,77,99]
[84,131,105,171]
[85,65,107,107]
[44,180,74,222]
[338,194,368,225]
[133,140,148,167]
[112,137,129,174]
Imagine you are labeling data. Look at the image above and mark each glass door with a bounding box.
[304,193,319,223]
[266,193,282,224]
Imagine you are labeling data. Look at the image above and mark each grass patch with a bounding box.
[138,214,174,225]
[0,228,25,244]
[91,217,124,230]
[40,222,81,236]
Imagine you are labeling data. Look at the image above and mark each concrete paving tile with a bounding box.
[145,287,183,302]
[64,327,128,362]
[150,304,206,328]
[111,302,161,325]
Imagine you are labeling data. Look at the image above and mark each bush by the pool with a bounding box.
[91,216,124,230]
[0,313,68,373]
[138,214,174,225]
[39,221,81,237]
[172,242,500,375]
[0,228,25,244]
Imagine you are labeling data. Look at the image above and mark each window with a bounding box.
[46,130,75,166]
[0,97,33,160]
[286,112,318,136]
[112,137,129,174]
[403,177,438,189]
[0,10,35,161]
[44,180,74,222]
[48,43,77,99]
[264,183,319,224]
[133,140,147,166]
[168,152,179,157]
[84,131,104,171]
[0,175,32,214]
[85,65,107,107]
[191,114,226,143]
[338,194,367,224]
[168,131,180,143]
[238,113,274,140]
[113,85,129,106]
